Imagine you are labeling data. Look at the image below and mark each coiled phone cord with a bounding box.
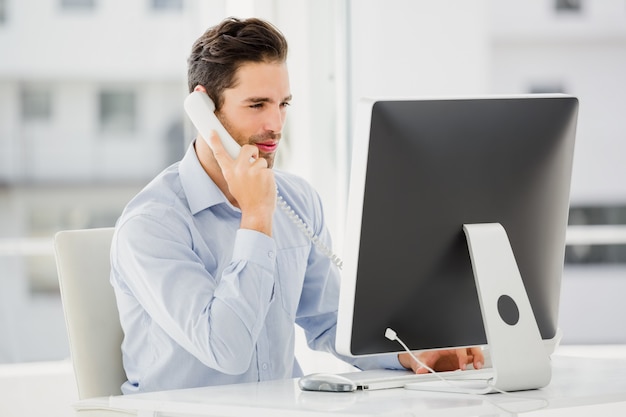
[276,191,344,270]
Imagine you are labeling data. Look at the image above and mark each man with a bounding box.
[110,17,483,394]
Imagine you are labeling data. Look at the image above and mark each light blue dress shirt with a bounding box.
[110,143,400,394]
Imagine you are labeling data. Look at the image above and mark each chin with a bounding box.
[262,155,276,168]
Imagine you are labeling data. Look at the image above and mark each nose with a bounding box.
[265,105,285,134]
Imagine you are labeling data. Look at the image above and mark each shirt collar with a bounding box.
[179,140,230,215]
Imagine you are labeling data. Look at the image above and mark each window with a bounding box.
[555,0,582,13]
[565,205,626,264]
[21,88,52,122]
[99,90,136,133]
[151,0,183,11]
[60,0,95,11]
[0,0,7,24]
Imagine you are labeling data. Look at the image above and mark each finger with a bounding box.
[456,348,469,371]
[416,367,429,374]
[206,130,234,168]
[238,145,269,172]
[242,144,263,165]
[250,155,268,168]
[471,346,484,370]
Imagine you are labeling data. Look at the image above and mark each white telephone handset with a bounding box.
[184,91,343,269]
[184,91,241,159]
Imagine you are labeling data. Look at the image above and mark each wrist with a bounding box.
[241,211,273,236]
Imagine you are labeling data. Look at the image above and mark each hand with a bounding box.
[208,131,276,235]
[399,347,484,374]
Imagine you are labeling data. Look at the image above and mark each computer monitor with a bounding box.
[336,95,578,376]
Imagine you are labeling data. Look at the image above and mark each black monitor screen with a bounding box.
[337,95,578,356]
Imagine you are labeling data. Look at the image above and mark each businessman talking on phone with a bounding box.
[110,16,483,394]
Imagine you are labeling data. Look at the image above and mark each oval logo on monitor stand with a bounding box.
[497,294,520,326]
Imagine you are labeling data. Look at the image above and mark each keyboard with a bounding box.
[339,367,495,392]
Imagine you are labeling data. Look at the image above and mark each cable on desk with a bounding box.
[385,327,550,414]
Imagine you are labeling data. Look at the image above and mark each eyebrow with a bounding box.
[245,95,293,104]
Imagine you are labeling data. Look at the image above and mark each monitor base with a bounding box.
[407,223,552,394]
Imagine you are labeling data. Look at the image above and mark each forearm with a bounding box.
[201,259,275,373]
[176,229,277,373]
[115,221,277,375]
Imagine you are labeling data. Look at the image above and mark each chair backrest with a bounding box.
[54,227,126,399]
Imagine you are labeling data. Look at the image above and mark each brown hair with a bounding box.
[187,17,288,110]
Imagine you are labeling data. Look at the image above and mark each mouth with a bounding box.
[255,140,279,154]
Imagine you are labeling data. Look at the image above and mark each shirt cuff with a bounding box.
[232,229,277,271]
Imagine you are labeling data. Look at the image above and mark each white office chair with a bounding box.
[54,228,134,417]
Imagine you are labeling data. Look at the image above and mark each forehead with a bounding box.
[228,61,291,100]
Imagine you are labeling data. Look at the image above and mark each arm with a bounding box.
[289,186,401,371]
[112,212,276,375]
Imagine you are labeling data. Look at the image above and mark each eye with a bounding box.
[250,103,264,109]
[281,101,291,108]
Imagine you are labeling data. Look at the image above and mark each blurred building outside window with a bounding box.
[60,0,95,11]
[99,90,136,134]
[555,0,582,13]
[152,0,183,11]
[21,88,53,122]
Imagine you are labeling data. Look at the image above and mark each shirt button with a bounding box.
[262,363,268,370]
[268,251,275,259]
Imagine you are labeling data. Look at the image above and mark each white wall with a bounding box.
[348,0,490,104]
[489,0,626,205]
[344,0,491,235]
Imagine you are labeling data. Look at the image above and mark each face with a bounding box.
[216,61,291,169]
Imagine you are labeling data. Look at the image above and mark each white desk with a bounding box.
[107,354,626,416]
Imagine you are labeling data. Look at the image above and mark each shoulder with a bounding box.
[115,163,192,242]
[121,163,188,220]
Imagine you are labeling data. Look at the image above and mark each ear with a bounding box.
[194,85,207,93]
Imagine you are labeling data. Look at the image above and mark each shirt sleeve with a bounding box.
[289,187,404,372]
[295,247,403,371]
[111,211,277,375]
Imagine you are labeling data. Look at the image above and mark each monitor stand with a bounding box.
[406,223,552,394]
